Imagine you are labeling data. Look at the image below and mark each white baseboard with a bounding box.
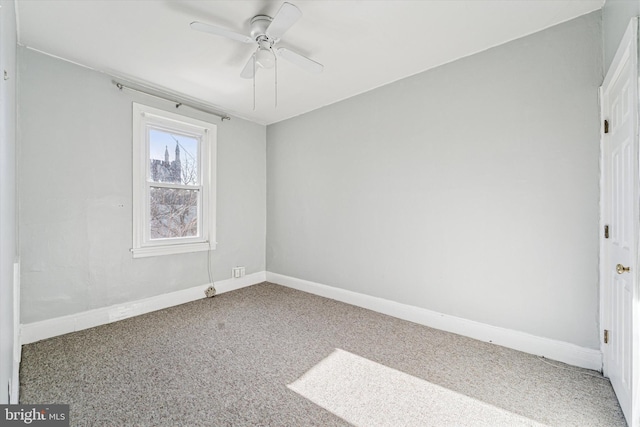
[10,359,19,404]
[20,271,266,345]
[20,270,602,371]
[266,272,602,371]
[11,261,20,404]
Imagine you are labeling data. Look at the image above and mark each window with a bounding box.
[132,103,216,258]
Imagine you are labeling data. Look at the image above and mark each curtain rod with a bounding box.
[113,80,231,122]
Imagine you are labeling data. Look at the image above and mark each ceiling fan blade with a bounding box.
[190,21,253,44]
[266,2,302,40]
[277,47,323,74]
[240,54,256,79]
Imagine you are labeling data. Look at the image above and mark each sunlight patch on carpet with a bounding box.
[288,349,549,427]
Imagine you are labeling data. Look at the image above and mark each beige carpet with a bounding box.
[20,283,626,426]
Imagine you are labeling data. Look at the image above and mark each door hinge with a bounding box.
[604,224,609,239]
[604,329,609,344]
[604,119,609,134]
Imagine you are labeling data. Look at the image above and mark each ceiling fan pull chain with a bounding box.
[275,52,278,108]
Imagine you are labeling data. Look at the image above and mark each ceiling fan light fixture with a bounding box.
[255,47,275,69]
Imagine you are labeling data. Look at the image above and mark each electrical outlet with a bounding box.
[232,267,245,278]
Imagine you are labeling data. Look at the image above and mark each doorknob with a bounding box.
[616,264,631,274]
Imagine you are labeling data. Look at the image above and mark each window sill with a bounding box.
[131,241,215,258]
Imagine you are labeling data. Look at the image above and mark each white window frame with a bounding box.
[132,103,217,258]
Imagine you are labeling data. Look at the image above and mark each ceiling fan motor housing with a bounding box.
[250,15,274,41]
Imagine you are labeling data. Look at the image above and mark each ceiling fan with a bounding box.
[191,2,324,79]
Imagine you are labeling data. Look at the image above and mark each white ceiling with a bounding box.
[16,0,604,125]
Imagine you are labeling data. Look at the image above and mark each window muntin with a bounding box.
[132,103,216,258]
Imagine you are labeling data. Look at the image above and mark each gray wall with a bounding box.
[18,47,266,324]
[0,0,18,404]
[267,12,603,349]
[603,0,640,72]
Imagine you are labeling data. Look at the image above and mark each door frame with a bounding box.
[599,16,640,427]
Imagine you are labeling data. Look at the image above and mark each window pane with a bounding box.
[149,187,199,239]
[149,128,199,185]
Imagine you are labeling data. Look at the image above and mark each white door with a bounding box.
[601,17,640,427]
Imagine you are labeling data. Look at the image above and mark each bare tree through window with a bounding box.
[148,130,200,239]
[149,187,198,238]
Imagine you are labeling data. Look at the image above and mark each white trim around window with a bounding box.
[131,103,217,258]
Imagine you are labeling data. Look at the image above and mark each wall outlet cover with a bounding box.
[232,267,245,278]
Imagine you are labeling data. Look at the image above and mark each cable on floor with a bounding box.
[205,242,216,297]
